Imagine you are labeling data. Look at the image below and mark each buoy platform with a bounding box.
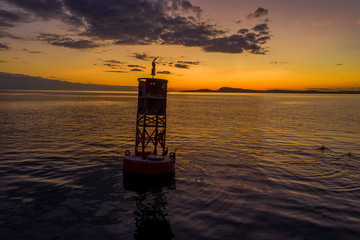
[123,153,175,177]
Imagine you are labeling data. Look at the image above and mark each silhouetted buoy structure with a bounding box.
[124,61,175,177]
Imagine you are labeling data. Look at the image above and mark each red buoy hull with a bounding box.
[123,155,175,176]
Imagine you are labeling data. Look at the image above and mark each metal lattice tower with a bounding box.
[135,78,168,159]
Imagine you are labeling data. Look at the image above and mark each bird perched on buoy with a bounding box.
[151,58,157,77]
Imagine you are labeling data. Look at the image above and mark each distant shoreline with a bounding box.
[1,72,359,94]
[0,72,137,92]
[182,87,360,94]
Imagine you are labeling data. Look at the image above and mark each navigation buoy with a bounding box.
[123,77,175,177]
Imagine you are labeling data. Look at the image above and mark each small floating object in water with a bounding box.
[319,145,329,151]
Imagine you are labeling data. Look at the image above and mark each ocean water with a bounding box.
[0,90,359,240]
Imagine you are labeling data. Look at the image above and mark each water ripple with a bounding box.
[1,91,360,239]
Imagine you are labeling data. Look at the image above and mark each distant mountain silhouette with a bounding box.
[0,72,137,91]
[183,87,360,94]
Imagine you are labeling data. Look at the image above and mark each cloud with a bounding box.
[38,33,101,49]
[103,64,119,68]
[0,42,9,51]
[105,70,127,73]
[0,60,7,63]
[203,34,267,54]
[1,0,83,27]
[175,63,189,69]
[247,7,268,19]
[172,60,200,68]
[271,61,288,64]
[154,58,201,69]
[3,0,271,54]
[237,29,249,34]
[0,30,21,40]
[104,60,124,64]
[177,60,200,65]
[157,71,171,74]
[0,9,29,28]
[252,23,269,32]
[127,64,145,68]
[103,59,124,68]
[130,68,144,72]
[23,48,42,54]
[133,52,154,60]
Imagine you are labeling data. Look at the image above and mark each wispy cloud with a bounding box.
[247,7,269,19]
[103,59,124,69]
[0,8,29,28]
[103,59,147,72]
[2,1,271,54]
[271,61,288,65]
[132,52,154,60]
[177,61,200,65]
[0,42,9,51]
[252,23,269,32]
[105,70,127,73]
[104,60,124,64]
[237,29,249,34]
[172,60,200,69]
[23,48,42,54]
[175,63,189,69]
[37,33,101,49]
[127,64,145,68]
[157,71,171,74]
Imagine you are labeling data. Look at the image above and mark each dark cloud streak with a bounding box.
[104,60,124,64]
[247,7,269,19]
[252,23,269,32]
[175,63,189,69]
[38,33,101,49]
[105,70,127,73]
[0,42,9,51]
[23,48,42,54]
[128,64,145,68]
[103,59,124,69]
[133,52,154,60]
[157,71,171,74]
[177,61,199,65]
[0,9,30,28]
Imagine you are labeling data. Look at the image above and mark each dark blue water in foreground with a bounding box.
[1,90,360,240]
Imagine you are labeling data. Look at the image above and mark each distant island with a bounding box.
[0,72,137,91]
[183,87,360,94]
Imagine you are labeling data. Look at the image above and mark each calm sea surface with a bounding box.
[1,90,359,240]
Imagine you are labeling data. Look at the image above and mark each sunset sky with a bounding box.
[0,0,359,90]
